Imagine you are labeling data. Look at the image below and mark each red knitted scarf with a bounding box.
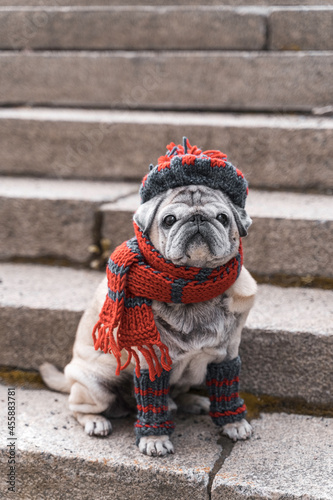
[93,223,243,381]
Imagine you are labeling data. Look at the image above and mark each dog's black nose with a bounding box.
[189,214,207,224]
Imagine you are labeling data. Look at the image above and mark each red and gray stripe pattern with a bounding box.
[134,369,175,444]
[206,356,247,426]
[140,137,248,208]
[93,221,242,382]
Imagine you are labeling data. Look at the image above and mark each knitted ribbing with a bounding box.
[140,138,248,208]
[206,356,247,426]
[134,369,174,444]
[93,222,243,382]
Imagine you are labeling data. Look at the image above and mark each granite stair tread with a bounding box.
[1,177,332,276]
[0,262,332,405]
[0,51,332,111]
[0,0,331,8]
[0,108,332,193]
[101,188,333,278]
[0,1,332,498]
[2,5,332,51]
[0,385,332,499]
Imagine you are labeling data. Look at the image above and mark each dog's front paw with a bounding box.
[138,435,174,457]
[78,414,112,437]
[222,419,252,442]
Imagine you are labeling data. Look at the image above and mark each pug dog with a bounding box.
[40,183,256,457]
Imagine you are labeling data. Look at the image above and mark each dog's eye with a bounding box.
[163,215,177,228]
[217,213,229,226]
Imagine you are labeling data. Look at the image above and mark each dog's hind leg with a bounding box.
[40,362,72,394]
[69,381,113,437]
[174,393,210,415]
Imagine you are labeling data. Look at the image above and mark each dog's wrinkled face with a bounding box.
[134,185,251,268]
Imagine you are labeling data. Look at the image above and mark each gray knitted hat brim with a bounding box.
[139,138,248,209]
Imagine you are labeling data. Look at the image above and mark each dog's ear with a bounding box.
[133,192,166,236]
[230,204,252,237]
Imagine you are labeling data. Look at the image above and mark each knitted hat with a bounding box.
[140,137,248,208]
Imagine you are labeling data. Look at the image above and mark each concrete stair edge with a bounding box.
[0,385,332,500]
[0,3,332,498]
[101,188,333,278]
[0,6,332,51]
[0,51,332,111]
[0,262,332,405]
[0,177,332,276]
[1,0,332,8]
[0,108,332,192]
[0,177,138,264]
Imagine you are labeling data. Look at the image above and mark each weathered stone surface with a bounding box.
[246,218,333,277]
[0,385,221,500]
[241,284,333,405]
[0,263,102,312]
[4,5,333,52]
[0,6,265,50]
[0,177,137,263]
[0,176,137,203]
[0,262,101,370]
[0,307,80,370]
[1,263,332,406]
[0,264,102,369]
[212,413,333,499]
[11,179,333,277]
[269,7,333,50]
[0,197,97,263]
[1,109,332,192]
[245,190,333,278]
[0,52,332,111]
[101,194,139,252]
[101,190,333,277]
[0,387,332,499]
[0,0,330,5]
[249,284,333,339]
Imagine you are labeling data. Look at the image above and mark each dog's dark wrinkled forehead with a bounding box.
[140,137,248,209]
[168,185,227,205]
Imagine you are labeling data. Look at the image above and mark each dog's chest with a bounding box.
[152,295,239,358]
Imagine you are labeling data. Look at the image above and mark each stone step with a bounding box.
[0,263,332,405]
[1,109,332,193]
[101,189,333,278]
[0,0,331,6]
[1,177,333,276]
[0,264,103,370]
[1,176,332,276]
[269,6,333,50]
[0,51,332,111]
[0,385,332,499]
[1,6,332,51]
[0,176,138,264]
[211,412,333,499]
[0,6,266,51]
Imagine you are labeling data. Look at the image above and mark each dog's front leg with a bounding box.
[206,356,252,441]
[208,266,256,441]
[134,369,175,456]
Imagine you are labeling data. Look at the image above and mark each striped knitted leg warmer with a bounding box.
[134,369,175,445]
[206,356,247,426]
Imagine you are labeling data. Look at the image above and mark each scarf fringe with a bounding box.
[92,320,172,382]
[92,222,242,381]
